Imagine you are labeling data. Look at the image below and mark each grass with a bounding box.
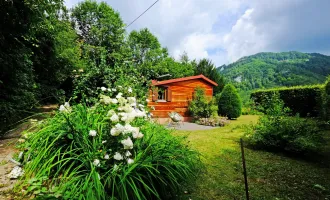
[174,115,330,200]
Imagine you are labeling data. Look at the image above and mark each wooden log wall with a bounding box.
[147,79,214,118]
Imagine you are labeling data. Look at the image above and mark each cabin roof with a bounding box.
[151,74,218,86]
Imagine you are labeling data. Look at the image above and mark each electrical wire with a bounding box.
[125,0,159,28]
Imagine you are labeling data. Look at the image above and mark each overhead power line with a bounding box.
[125,0,159,28]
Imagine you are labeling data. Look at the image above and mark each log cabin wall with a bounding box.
[147,78,214,118]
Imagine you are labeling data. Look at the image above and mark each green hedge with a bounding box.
[251,85,326,118]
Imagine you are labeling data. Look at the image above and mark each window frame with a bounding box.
[157,86,167,102]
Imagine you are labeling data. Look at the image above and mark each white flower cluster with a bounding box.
[93,159,100,167]
[99,86,131,94]
[100,94,118,104]
[59,102,72,113]
[93,87,148,167]
[89,130,97,137]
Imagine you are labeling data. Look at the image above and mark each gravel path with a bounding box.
[167,122,217,131]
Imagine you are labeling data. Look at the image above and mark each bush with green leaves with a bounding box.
[244,95,324,154]
[251,85,325,118]
[188,87,218,119]
[72,54,149,105]
[217,84,242,119]
[18,87,201,199]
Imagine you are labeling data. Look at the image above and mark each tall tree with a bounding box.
[128,28,168,65]
[153,57,194,79]
[179,51,189,64]
[127,28,169,79]
[194,58,225,94]
[71,0,126,64]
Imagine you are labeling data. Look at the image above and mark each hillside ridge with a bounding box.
[219,51,330,91]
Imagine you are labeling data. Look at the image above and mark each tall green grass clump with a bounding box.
[18,87,201,199]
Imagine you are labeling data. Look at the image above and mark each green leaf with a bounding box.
[67,134,73,139]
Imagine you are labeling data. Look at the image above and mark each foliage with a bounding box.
[221,51,330,92]
[72,54,149,105]
[127,29,194,80]
[194,58,225,94]
[70,0,126,64]
[244,97,324,154]
[32,16,82,102]
[19,88,201,199]
[324,76,330,120]
[241,99,262,115]
[0,0,68,134]
[217,84,242,119]
[127,28,169,79]
[251,84,325,117]
[195,116,229,127]
[188,88,218,118]
[241,107,262,115]
[153,57,195,79]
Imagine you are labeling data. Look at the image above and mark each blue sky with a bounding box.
[65,0,330,66]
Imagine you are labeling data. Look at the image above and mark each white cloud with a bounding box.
[223,0,330,63]
[173,33,222,60]
[65,0,330,65]
[223,8,268,62]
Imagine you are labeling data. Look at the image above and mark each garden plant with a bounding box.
[188,87,218,119]
[217,84,242,119]
[17,87,201,199]
[244,94,324,154]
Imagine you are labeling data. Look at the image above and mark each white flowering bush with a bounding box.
[18,87,201,199]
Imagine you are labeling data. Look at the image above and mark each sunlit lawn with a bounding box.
[174,115,330,200]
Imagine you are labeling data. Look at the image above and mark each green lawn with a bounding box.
[174,115,330,200]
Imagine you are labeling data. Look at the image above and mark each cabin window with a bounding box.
[152,86,172,102]
[158,87,167,101]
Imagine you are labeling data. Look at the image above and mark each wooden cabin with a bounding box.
[147,74,218,122]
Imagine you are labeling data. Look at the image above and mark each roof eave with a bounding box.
[152,74,218,86]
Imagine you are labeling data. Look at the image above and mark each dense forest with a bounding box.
[0,0,224,134]
[220,51,330,91]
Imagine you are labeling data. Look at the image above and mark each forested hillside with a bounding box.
[219,52,330,91]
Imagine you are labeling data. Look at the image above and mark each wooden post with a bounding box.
[240,138,249,200]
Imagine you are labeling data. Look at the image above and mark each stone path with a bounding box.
[167,122,217,131]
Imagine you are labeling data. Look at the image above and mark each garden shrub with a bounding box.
[188,87,218,118]
[217,84,242,119]
[244,96,324,154]
[251,85,325,118]
[241,99,263,115]
[18,87,201,199]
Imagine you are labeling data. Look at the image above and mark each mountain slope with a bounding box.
[219,51,330,91]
